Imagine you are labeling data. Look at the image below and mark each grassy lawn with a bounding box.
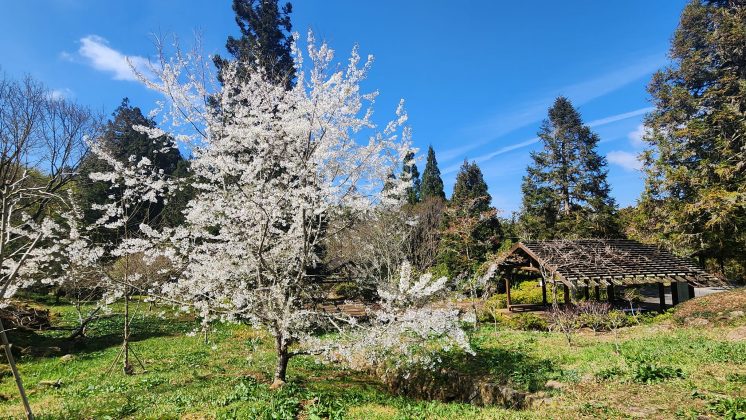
[1,294,745,419]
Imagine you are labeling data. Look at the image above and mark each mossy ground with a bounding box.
[1,292,745,419]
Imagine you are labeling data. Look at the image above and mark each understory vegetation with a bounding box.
[1,291,745,419]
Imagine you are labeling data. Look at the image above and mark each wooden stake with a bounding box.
[0,318,34,419]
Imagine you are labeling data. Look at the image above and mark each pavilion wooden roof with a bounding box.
[498,239,725,288]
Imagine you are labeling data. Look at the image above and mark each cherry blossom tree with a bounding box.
[82,140,176,374]
[138,33,471,386]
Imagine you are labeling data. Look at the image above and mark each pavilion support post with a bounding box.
[607,284,614,303]
[563,284,571,305]
[657,283,666,312]
[671,282,679,306]
[594,285,600,301]
[583,285,590,300]
[541,279,547,306]
[505,272,512,311]
[687,284,695,300]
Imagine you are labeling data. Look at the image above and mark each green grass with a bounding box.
[1,294,745,419]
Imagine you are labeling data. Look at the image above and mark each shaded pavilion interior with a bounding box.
[496,239,724,312]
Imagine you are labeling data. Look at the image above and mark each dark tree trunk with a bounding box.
[271,334,291,389]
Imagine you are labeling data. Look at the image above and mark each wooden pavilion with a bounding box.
[496,239,724,312]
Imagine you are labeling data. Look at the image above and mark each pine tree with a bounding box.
[78,98,185,236]
[420,145,445,200]
[214,0,295,89]
[637,0,746,278]
[519,96,618,239]
[401,150,421,205]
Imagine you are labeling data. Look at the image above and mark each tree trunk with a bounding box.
[68,306,102,340]
[272,348,290,389]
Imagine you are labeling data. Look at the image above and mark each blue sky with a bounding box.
[0,0,688,213]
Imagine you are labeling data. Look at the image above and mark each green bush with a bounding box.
[480,280,567,323]
[635,310,674,325]
[512,313,548,331]
[510,280,546,305]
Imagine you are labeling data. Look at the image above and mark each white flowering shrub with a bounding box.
[313,261,474,375]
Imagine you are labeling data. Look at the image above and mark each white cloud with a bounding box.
[48,88,73,100]
[627,123,650,148]
[444,137,539,174]
[588,107,652,128]
[607,150,642,171]
[444,106,653,174]
[77,35,150,81]
[440,53,665,163]
[59,51,75,62]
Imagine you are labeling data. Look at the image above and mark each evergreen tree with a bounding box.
[214,0,295,89]
[637,0,746,279]
[401,150,421,205]
[438,160,501,278]
[451,160,491,214]
[519,96,618,239]
[420,145,445,200]
[78,98,186,236]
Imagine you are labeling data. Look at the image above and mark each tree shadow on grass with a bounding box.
[3,303,195,361]
[430,345,556,393]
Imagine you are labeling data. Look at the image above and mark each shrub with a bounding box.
[576,301,612,332]
[483,293,507,312]
[549,306,580,345]
[509,281,546,305]
[512,313,548,331]
[479,280,567,323]
[635,309,674,325]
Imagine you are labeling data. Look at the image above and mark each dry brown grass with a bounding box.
[674,288,746,322]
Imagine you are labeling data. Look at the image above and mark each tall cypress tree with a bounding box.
[401,150,421,205]
[451,160,491,214]
[637,0,746,277]
[519,96,618,239]
[420,146,446,200]
[214,0,295,89]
